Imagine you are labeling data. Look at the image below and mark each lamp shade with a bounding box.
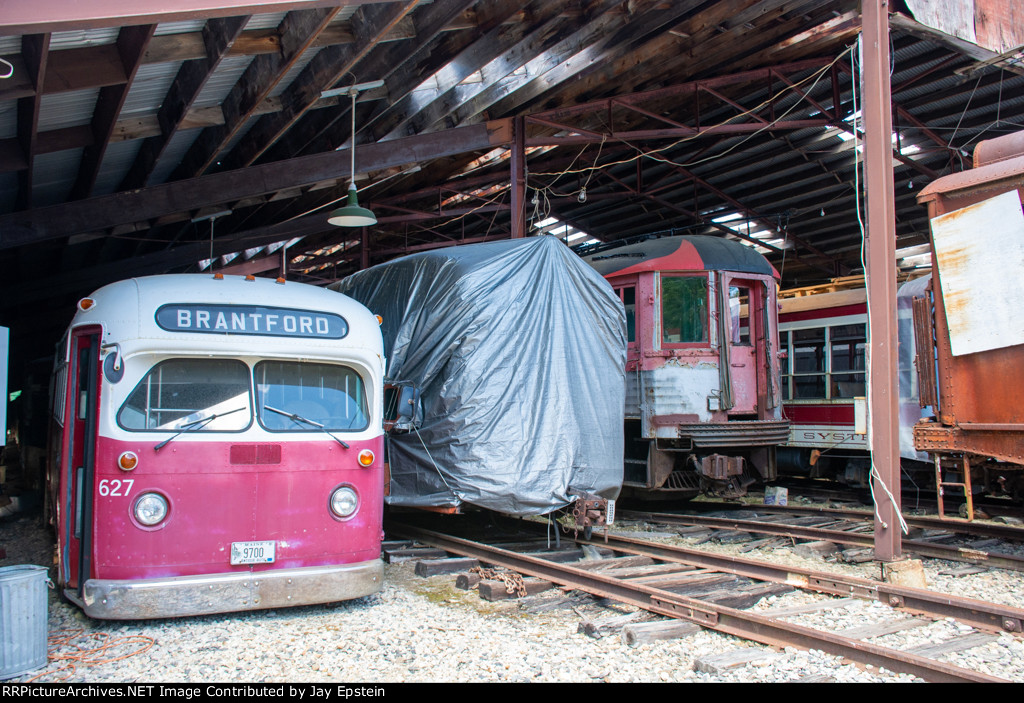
[328,184,377,227]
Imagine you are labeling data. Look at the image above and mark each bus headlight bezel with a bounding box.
[133,492,169,527]
[329,485,359,520]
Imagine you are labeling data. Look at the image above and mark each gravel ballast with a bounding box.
[3,512,1023,684]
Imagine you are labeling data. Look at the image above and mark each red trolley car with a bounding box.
[583,235,788,499]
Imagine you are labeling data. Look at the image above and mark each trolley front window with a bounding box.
[118,359,252,431]
[256,361,369,432]
[661,275,709,345]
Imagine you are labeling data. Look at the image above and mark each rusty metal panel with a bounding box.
[699,454,745,480]
[905,1,976,44]
[914,422,1024,466]
[929,190,1024,356]
[912,294,938,408]
[974,0,1024,54]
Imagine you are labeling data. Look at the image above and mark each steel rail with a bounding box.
[619,510,1024,572]
[650,503,1024,542]
[385,520,1009,683]
[568,528,1024,634]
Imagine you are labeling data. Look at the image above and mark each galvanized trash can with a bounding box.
[0,565,50,679]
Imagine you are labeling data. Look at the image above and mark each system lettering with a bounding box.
[156,304,347,339]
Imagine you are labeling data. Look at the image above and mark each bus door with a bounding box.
[64,328,100,594]
[724,279,765,416]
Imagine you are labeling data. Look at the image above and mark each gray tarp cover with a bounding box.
[331,236,625,516]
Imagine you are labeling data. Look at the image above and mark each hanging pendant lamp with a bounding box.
[328,85,377,227]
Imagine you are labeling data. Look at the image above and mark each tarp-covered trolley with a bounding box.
[332,237,624,531]
[45,274,386,619]
[583,235,789,499]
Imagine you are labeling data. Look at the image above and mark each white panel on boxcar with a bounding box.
[930,190,1024,356]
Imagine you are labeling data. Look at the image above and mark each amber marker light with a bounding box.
[375,315,383,325]
[118,451,139,471]
[358,449,375,467]
[77,298,95,312]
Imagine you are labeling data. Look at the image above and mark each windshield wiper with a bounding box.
[154,406,247,451]
[263,405,350,448]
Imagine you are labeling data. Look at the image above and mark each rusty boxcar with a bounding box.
[913,130,1024,514]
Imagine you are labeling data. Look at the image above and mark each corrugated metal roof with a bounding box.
[38,88,100,131]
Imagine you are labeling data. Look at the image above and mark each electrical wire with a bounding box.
[528,46,855,196]
[25,629,156,682]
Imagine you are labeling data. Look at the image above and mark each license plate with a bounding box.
[230,540,276,565]
[606,499,616,525]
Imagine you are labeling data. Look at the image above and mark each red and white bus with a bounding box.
[46,274,386,619]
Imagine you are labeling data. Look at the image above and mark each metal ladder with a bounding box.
[934,454,974,521]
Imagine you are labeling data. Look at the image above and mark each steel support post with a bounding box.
[861,1,901,561]
[510,115,526,238]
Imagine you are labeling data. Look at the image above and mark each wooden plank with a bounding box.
[170,6,340,179]
[698,582,794,610]
[573,556,657,572]
[69,24,156,200]
[478,577,554,601]
[224,0,427,168]
[622,619,702,647]
[763,597,862,618]
[414,557,480,577]
[382,547,448,563]
[578,611,644,639]
[120,14,249,190]
[454,572,481,590]
[625,568,722,588]
[838,617,930,640]
[792,541,840,559]
[905,632,998,658]
[15,33,49,211]
[0,119,513,249]
[694,648,783,674]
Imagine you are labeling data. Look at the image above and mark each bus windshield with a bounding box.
[117,358,252,431]
[255,360,369,432]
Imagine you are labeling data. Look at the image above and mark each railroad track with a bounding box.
[617,507,1024,572]
[384,515,1024,683]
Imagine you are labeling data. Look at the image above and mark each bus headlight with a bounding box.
[134,493,169,526]
[330,486,358,519]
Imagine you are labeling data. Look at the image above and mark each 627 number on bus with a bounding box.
[99,479,134,497]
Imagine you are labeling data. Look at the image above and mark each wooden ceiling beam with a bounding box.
[170,6,341,180]
[15,33,49,211]
[258,0,522,164]
[69,24,156,200]
[368,0,578,144]
[223,0,424,169]
[0,118,513,249]
[0,1,390,34]
[120,15,250,190]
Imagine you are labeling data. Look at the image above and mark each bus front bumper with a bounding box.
[69,560,383,619]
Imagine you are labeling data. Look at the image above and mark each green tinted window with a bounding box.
[662,276,708,344]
